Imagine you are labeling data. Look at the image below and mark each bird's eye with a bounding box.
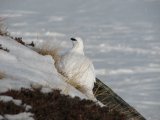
[71,38,77,41]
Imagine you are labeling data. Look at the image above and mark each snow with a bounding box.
[0,95,32,112]
[4,112,34,120]
[0,95,33,120]
[0,96,22,106]
[0,115,4,120]
[24,104,32,111]
[41,87,52,93]
[0,96,13,102]
[55,37,97,101]
[0,36,87,99]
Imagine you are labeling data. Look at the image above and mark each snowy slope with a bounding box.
[0,36,89,119]
[0,36,87,98]
[0,35,92,119]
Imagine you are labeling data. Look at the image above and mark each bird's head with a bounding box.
[70,37,84,55]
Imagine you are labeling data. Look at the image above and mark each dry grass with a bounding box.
[67,79,82,90]
[36,47,61,64]
[58,62,98,101]
[0,18,9,37]
[58,60,91,90]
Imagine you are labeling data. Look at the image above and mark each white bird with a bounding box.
[55,37,97,101]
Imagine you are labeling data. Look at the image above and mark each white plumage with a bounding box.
[55,37,96,101]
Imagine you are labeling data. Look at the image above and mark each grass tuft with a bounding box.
[36,46,61,64]
[0,18,10,37]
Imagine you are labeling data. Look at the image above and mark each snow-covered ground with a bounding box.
[0,36,88,119]
[0,0,160,120]
[0,36,87,98]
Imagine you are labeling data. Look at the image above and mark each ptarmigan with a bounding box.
[55,37,97,101]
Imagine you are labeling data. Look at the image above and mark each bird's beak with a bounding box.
[70,38,77,41]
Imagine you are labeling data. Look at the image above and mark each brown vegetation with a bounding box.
[0,18,9,37]
[37,47,61,63]
[0,88,125,120]
[12,37,35,47]
[0,44,9,52]
[0,101,25,115]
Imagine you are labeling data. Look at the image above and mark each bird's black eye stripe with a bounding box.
[71,38,77,41]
